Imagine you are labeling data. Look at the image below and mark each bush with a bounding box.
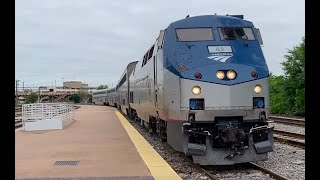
[69,94,81,103]
[26,92,38,103]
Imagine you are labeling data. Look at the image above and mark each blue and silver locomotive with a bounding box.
[112,14,274,165]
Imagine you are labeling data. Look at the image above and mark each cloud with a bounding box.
[15,0,305,86]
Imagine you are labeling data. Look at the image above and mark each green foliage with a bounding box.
[62,98,71,103]
[68,91,92,103]
[26,92,38,103]
[97,85,108,90]
[270,37,305,116]
[77,90,91,103]
[269,75,290,114]
[69,94,81,103]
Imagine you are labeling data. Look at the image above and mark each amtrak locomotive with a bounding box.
[108,15,274,165]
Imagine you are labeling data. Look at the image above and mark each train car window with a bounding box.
[147,45,154,60]
[157,30,165,48]
[142,54,147,67]
[255,28,264,45]
[176,28,214,41]
[129,91,133,103]
[219,27,255,40]
[142,45,155,67]
[118,74,127,87]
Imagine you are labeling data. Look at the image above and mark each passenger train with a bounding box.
[105,15,274,165]
[92,89,108,105]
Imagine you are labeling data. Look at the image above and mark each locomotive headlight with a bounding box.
[216,71,225,79]
[254,84,262,93]
[226,70,237,80]
[192,86,201,95]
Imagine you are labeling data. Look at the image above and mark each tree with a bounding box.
[269,75,290,114]
[97,85,108,90]
[281,37,305,115]
[25,92,38,103]
[77,90,91,103]
[269,37,305,116]
[69,94,81,103]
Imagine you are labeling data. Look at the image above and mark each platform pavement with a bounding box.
[15,105,181,180]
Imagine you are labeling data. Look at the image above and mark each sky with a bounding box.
[15,0,305,88]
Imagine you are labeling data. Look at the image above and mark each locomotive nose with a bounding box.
[178,62,266,86]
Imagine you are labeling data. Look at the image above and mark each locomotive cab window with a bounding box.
[219,27,255,40]
[176,28,214,41]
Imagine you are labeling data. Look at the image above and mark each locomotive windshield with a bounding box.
[176,28,214,41]
[219,27,255,40]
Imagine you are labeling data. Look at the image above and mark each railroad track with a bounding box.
[123,111,291,180]
[180,153,289,180]
[269,115,305,127]
[250,162,289,180]
[15,119,23,129]
[273,129,305,149]
[15,105,23,129]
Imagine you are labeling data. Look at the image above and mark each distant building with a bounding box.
[15,81,97,97]
[40,86,79,94]
[63,81,88,90]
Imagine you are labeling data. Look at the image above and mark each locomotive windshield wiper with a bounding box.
[242,41,248,47]
[177,36,192,49]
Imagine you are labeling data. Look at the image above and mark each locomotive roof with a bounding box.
[169,15,253,28]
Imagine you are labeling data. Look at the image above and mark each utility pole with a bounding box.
[22,81,24,92]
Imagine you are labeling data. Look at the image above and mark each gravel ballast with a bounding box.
[256,142,305,180]
[124,116,298,180]
[269,123,305,135]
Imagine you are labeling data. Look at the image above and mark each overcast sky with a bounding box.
[15,0,305,88]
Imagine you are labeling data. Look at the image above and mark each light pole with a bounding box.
[16,80,20,105]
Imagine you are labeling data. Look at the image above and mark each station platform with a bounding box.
[15,105,181,180]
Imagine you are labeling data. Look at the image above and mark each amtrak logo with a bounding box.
[207,53,233,62]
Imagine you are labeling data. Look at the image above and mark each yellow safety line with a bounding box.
[115,111,182,180]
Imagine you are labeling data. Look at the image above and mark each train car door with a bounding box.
[153,56,158,108]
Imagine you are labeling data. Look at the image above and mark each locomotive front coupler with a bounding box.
[224,141,246,159]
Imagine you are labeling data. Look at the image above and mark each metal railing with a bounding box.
[22,103,75,123]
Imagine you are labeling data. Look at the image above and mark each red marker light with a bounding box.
[194,72,202,79]
[251,71,258,78]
